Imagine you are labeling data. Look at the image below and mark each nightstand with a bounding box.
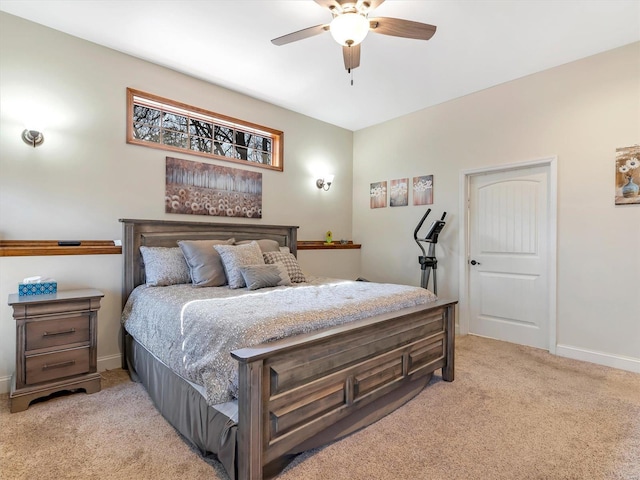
[7,289,104,413]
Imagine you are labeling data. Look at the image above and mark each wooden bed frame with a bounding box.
[120,218,456,480]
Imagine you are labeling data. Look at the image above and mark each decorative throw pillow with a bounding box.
[178,238,235,287]
[239,264,292,291]
[140,246,190,286]
[235,238,281,253]
[214,241,265,289]
[262,251,306,283]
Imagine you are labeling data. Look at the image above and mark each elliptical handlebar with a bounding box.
[413,208,431,256]
[415,210,447,245]
[413,208,431,240]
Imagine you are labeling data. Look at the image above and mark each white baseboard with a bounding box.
[556,344,640,374]
[0,375,10,395]
[0,353,124,395]
[97,353,123,372]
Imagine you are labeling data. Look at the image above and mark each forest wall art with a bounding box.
[165,156,262,218]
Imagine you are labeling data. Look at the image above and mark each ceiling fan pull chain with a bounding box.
[349,44,354,86]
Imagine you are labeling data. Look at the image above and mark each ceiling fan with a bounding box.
[271,0,437,75]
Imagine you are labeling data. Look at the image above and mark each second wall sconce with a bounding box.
[22,129,44,148]
[316,174,335,191]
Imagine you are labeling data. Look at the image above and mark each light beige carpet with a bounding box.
[1,336,639,480]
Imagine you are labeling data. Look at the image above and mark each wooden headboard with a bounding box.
[119,218,298,305]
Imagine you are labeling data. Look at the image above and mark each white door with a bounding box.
[468,165,550,349]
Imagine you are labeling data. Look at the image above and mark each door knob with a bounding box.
[470,260,481,265]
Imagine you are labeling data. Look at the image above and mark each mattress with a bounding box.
[122,276,437,407]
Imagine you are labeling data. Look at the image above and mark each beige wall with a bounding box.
[0,13,358,392]
[353,42,640,371]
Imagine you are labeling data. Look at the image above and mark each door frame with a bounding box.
[458,156,558,353]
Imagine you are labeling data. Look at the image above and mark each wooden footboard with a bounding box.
[231,299,456,480]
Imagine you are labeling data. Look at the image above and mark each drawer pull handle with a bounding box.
[43,360,76,370]
[43,328,76,337]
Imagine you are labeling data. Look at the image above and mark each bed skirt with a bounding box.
[126,332,435,479]
[126,334,240,479]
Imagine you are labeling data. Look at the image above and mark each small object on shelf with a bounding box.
[324,230,333,245]
[58,240,81,246]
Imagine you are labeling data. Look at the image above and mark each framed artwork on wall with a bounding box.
[413,175,433,205]
[370,181,387,209]
[390,178,409,207]
[615,145,640,205]
[165,156,262,218]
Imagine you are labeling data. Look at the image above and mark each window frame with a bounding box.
[126,88,284,172]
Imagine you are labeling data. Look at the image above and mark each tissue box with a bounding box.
[18,282,58,296]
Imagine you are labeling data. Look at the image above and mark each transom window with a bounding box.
[127,88,283,171]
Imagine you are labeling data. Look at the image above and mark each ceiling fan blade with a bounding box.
[361,0,385,10]
[271,24,329,46]
[342,44,361,71]
[314,0,385,13]
[369,17,437,40]
[314,0,339,9]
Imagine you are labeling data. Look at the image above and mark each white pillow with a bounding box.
[139,246,190,286]
[213,241,265,289]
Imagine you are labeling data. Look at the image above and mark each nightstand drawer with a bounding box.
[26,347,91,385]
[26,315,90,351]
[24,299,92,318]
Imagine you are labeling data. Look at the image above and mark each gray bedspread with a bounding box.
[122,277,437,406]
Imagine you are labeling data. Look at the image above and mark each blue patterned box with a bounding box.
[18,282,57,296]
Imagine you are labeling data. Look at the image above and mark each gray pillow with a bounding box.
[178,238,235,287]
[140,246,190,286]
[239,264,292,290]
[262,251,306,283]
[214,241,265,289]
[235,238,281,253]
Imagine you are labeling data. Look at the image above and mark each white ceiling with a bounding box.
[2,0,639,131]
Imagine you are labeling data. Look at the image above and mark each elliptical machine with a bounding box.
[413,209,447,294]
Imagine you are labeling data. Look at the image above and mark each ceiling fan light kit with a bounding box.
[330,12,369,46]
[271,0,437,79]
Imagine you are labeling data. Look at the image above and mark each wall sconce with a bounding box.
[22,129,44,148]
[316,174,335,191]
